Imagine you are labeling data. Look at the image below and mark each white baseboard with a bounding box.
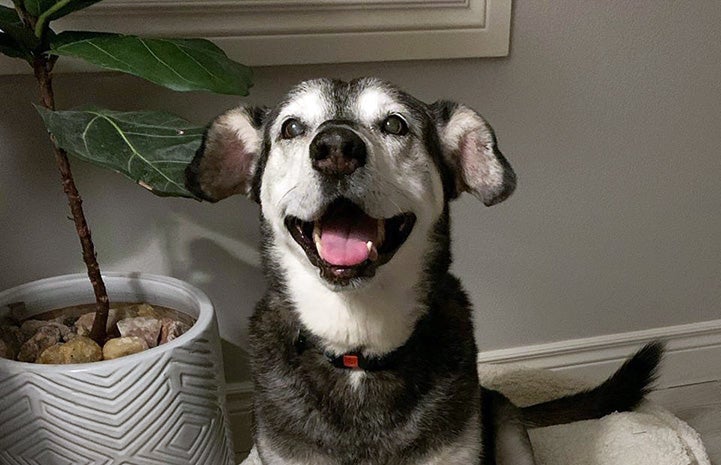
[225,319,721,456]
[476,319,721,389]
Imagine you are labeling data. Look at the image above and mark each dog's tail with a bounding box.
[520,341,664,428]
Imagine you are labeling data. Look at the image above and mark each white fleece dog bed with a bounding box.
[239,363,710,465]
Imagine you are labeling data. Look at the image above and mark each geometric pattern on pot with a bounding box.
[0,339,234,465]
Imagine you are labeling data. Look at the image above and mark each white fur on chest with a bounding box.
[274,241,426,356]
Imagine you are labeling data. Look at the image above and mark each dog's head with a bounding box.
[186,78,515,290]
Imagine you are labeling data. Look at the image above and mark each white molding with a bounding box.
[225,319,721,454]
[61,0,487,36]
[0,0,511,74]
[476,319,721,389]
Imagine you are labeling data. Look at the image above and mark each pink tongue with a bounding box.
[319,215,377,266]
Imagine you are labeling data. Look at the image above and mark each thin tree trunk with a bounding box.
[33,56,110,344]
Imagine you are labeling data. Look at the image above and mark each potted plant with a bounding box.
[0,1,251,463]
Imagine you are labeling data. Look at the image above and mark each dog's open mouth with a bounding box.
[284,198,416,285]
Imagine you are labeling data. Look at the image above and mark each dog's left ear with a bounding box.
[431,101,516,206]
[185,105,268,203]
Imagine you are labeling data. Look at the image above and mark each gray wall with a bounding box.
[2,1,719,383]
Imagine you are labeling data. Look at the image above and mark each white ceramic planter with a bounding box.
[0,273,235,465]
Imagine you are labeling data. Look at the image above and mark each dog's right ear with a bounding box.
[185,106,267,203]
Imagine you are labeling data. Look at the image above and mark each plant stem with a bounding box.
[33,55,110,344]
[33,0,73,39]
[13,1,35,31]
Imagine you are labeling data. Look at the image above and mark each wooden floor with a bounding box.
[650,380,721,465]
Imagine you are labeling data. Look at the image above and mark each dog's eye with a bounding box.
[381,114,409,136]
[281,119,306,139]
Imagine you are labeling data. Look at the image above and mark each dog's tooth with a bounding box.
[367,241,379,262]
[313,221,322,254]
[313,221,321,241]
[377,219,385,245]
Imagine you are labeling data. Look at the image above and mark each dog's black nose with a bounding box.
[309,126,367,177]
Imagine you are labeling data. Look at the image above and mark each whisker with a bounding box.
[279,185,298,204]
[387,197,404,216]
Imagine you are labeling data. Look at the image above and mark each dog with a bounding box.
[186,77,663,465]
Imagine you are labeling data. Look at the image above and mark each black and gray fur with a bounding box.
[186,78,663,465]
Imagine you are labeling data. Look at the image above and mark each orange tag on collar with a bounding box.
[342,354,360,369]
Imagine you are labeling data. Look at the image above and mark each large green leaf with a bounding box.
[36,106,204,197]
[0,31,29,59]
[23,0,102,21]
[51,32,253,95]
[0,5,23,31]
[0,5,37,53]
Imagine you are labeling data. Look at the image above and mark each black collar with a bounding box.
[295,330,401,371]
